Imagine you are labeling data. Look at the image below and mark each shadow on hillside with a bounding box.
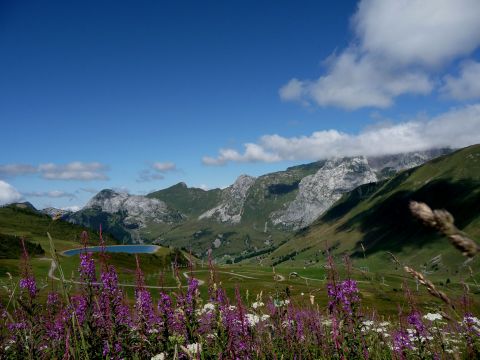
[267,181,300,197]
[342,179,480,256]
[322,181,387,223]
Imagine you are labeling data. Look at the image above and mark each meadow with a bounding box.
[0,202,480,359]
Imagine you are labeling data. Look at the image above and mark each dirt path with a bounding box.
[183,269,260,280]
[46,259,205,289]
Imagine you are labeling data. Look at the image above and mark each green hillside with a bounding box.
[0,203,196,290]
[147,182,222,217]
[141,163,325,261]
[0,233,44,259]
[0,203,118,252]
[266,145,480,278]
[0,203,119,277]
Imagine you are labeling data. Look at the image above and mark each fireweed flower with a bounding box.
[134,288,157,331]
[70,295,88,325]
[327,279,360,315]
[19,277,37,298]
[95,265,132,331]
[407,311,426,336]
[393,330,414,352]
[79,251,96,283]
[158,292,185,336]
[462,313,480,336]
[47,292,61,307]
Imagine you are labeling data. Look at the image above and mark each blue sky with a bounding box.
[1,0,480,210]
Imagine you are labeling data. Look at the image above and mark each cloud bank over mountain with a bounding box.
[203,104,480,165]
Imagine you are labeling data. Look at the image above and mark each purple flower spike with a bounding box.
[79,252,96,283]
[19,276,37,298]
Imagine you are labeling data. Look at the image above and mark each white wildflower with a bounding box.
[282,319,294,328]
[252,301,264,309]
[423,313,442,321]
[203,303,215,312]
[362,320,374,328]
[151,353,166,360]
[246,313,260,327]
[261,314,270,321]
[185,343,201,356]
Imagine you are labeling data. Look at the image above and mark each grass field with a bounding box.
[2,241,478,317]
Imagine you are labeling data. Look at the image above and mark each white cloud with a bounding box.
[137,170,165,182]
[79,187,99,194]
[0,164,37,178]
[0,162,109,181]
[23,190,76,199]
[112,187,130,194]
[137,161,177,182]
[203,104,480,164]
[281,0,480,109]
[197,184,209,191]
[441,61,480,100]
[279,79,304,102]
[38,162,109,180]
[152,162,176,172]
[354,0,480,67]
[202,143,282,165]
[280,50,432,110]
[61,205,81,212]
[0,180,22,205]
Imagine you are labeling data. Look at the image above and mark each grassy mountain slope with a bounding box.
[0,203,117,279]
[140,162,325,260]
[241,161,325,226]
[147,182,222,217]
[265,145,480,278]
[0,203,194,286]
[0,203,117,253]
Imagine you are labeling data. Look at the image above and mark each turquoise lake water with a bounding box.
[63,245,159,256]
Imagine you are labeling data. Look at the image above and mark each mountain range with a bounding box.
[265,144,480,276]
[61,148,453,261]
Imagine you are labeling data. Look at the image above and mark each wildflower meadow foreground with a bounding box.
[1,202,480,359]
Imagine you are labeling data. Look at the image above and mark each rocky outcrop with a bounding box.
[368,149,452,174]
[41,207,72,219]
[83,189,183,227]
[199,175,256,224]
[271,157,377,229]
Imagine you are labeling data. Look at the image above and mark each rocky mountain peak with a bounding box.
[198,174,256,224]
[41,207,72,219]
[271,156,377,229]
[83,189,181,227]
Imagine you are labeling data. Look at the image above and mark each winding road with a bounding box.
[46,258,206,289]
[44,260,287,290]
